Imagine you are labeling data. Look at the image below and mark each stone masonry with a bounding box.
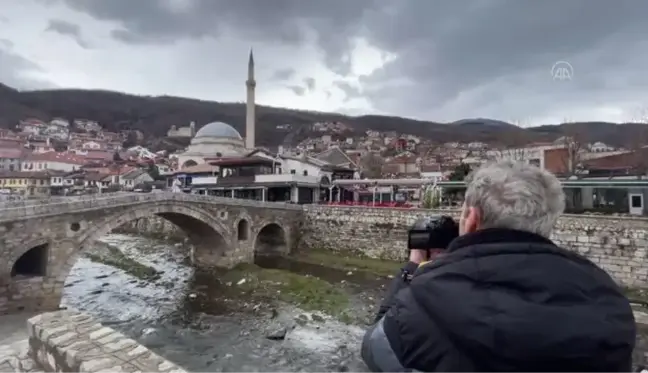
[301,205,648,287]
[0,193,303,314]
[7,308,648,372]
[27,309,186,372]
[5,193,648,315]
[102,203,648,288]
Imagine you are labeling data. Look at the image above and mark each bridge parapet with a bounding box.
[0,193,302,222]
[28,310,187,372]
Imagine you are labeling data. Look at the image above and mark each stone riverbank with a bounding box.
[4,232,648,371]
[118,205,648,288]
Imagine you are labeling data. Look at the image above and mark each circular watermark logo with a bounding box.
[551,61,573,81]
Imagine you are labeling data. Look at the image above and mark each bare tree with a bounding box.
[359,152,384,179]
[557,122,587,177]
[489,128,531,161]
[629,110,648,179]
[494,146,529,161]
[558,120,590,212]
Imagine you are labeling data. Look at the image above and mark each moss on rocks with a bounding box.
[296,248,402,277]
[624,286,648,307]
[85,246,162,281]
[217,263,350,317]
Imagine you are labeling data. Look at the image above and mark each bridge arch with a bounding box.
[55,203,232,287]
[8,238,51,278]
[254,222,289,257]
[237,219,250,241]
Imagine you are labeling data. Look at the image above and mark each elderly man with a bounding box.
[361,160,636,372]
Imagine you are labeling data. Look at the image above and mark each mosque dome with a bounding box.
[195,121,242,139]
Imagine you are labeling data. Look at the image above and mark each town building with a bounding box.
[171,149,355,203]
[0,170,62,198]
[22,152,87,172]
[119,169,154,191]
[0,147,26,171]
[167,121,196,138]
[25,138,56,153]
[486,143,571,174]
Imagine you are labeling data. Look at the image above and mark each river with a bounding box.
[61,234,391,372]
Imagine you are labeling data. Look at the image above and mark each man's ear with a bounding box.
[463,206,481,233]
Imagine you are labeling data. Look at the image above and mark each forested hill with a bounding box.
[1,83,647,147]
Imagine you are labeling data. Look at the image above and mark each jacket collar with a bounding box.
[447,228,555,253]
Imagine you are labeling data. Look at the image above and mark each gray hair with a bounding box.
[464,160,565,238]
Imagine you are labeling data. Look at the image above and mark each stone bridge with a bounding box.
[0,193,304,314]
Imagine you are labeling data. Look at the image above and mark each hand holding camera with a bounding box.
[407,215,459,262]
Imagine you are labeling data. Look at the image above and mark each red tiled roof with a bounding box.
[84,150,113,160]
[420,164,441,172]
[25,151,88,165]
[207,156,274,166]
[84,172,111,181]
[0,170,65,179]
[0,139,24,147]
[22,118,45,125]
[0,147,26,159]
[175,163,218,174]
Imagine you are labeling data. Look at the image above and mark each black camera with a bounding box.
[407,215,459,250]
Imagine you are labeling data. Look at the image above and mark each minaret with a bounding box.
[245,49,256,149]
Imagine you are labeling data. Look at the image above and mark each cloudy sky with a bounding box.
[2,0,648,126]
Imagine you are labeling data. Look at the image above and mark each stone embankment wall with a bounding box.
[301,205,648,287]
[28,310,186,372]
[114,206,648,287]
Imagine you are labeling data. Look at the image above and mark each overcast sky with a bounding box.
[2,0,648,126]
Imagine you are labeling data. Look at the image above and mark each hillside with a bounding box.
[1,83,647,147]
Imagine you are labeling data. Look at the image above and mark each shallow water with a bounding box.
[62,234,379,372]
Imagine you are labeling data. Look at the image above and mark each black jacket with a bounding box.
[361,228,636,372]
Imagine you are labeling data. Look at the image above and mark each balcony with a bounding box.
[255,174,320,184]
[192,176,218,185]
[217,175,256,185]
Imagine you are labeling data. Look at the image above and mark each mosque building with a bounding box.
[175,49,257,169]
[175,121,249,168]
[170,50,357,203]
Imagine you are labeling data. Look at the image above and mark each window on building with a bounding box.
[290,169,296,174]
[632,195,643,208]
[303,170,308,176]
[528,159,541,167]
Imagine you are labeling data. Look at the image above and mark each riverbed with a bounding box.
[62,234,394,372]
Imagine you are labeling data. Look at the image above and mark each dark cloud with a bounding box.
[303,77,316,91]
[283,77,316,96]
[25,0,648,120]
[0,41,56,89]
[333,80,361,102]
[356,1,648,119]
[61,0,373,53]
[287,85,305,96]
[270,68,296,82]
[45,19,89,48]
[0,39,12,49]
